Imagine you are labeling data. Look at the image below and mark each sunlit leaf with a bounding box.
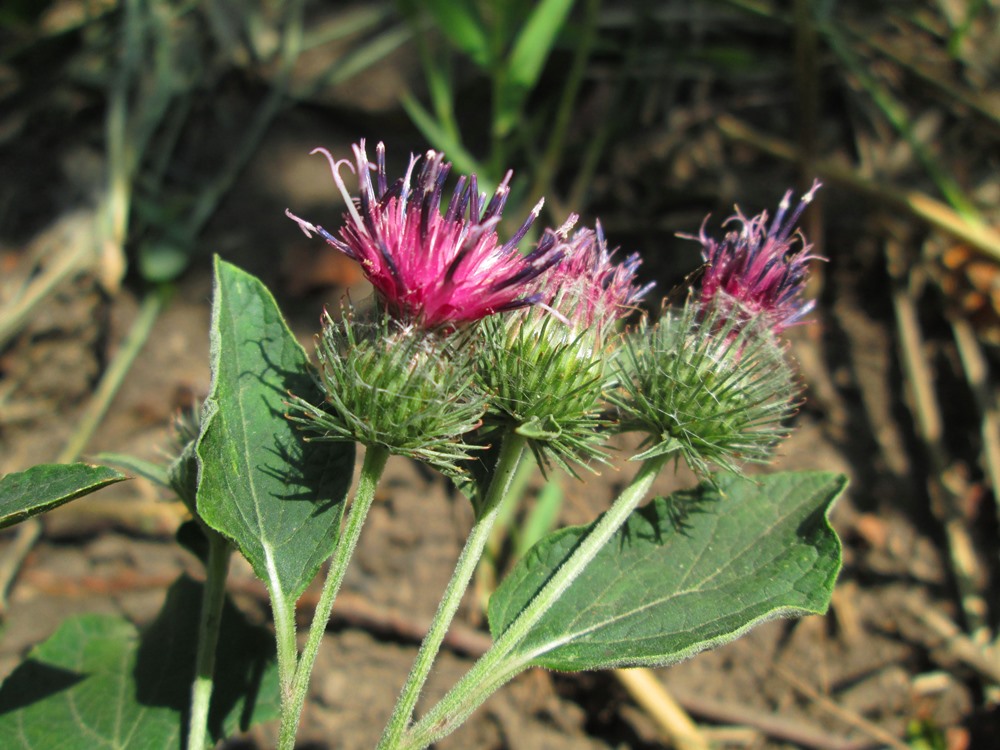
[0,463,127,530]
[197,257,354,606]
[489,471,846,671]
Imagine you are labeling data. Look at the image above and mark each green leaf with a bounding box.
[495,0,575,135]
[489,471,846,671]
[0,463,128,530]
[424,0,491,68]
[507,0,575,90]
[0,575,279,748]
[197,257,354,605]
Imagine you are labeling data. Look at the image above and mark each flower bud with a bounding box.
[288,305,486,475]
[167,402,201,515]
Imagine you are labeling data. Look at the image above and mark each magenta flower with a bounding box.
[542,220,653,331]
[286,140,563,329]
[690,180,823,335]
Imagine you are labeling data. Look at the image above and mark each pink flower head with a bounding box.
[543,219,653,331]
[286,140,563,329]
[690,180,823,335]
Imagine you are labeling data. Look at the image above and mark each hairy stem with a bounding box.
[378,431,528,749]
[186,530,232,750]
[399,455,669,750]
[277,445,390,750]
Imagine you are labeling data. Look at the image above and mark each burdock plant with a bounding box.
[0,142,845,750]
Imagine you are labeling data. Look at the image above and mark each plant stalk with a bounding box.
[186,529,233,750]
[399,454,669,750]
[277,445,390,750]
[378,431,528,749]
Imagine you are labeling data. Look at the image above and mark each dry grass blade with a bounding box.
[0,519,41,617]
[898,594,1000,685]
[668,686,872,750]
[885,237,989,640]
[614,668,709,750]
[774,665,911,750]
[0,211,97,350]
[950,319,1000,532]
[715,115,1000,264]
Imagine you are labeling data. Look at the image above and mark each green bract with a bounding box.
[167,403,200,514]
[475,308,611,476]
[611,302,799,476]
[288,306,486,475]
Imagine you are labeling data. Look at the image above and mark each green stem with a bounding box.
[399,455,669,750]
[186,530,233,750]
[378,431,528,749]
[271,585,298,728]
[276,445,390,750]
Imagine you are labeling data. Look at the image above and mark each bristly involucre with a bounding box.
[610,303,799,477]
[475,220,651,476]
[287,306,486,476]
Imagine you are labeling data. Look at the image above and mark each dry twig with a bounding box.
[775,665,910,750]
[898,594,1000,685]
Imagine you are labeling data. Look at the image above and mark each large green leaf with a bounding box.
[0,575,279,748]
[0,463,127,530]
[488,471,846,671]
[197,258,354,604]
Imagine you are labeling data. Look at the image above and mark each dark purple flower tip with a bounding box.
[541,219,653,331]
[687,180,823,335]
[286,140,560,329]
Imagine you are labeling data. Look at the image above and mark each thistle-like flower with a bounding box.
[689,180,822,335]
[286,140,562,329]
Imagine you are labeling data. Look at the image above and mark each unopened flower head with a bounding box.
[611,302,799,477]
[689,180,822,335]
[166,401,201,514]
[287,305,486,475]
[476,306,610,476]
[543,219,653,334]
[286,140,562,329]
